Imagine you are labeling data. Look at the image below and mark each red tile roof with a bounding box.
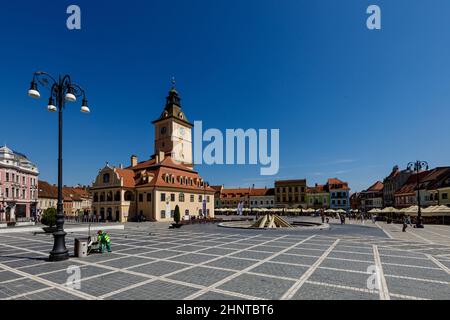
[366,181,384,192]
[126,156,214,193]
[395,171,430,196]
[115,168,136,188]
[307,184,326,194]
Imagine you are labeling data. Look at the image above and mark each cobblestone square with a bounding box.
[0,220,449,300]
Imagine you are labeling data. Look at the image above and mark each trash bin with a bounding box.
[74,238,89,258]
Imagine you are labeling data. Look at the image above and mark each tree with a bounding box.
[41,208,57,227]
[174,205,181,224]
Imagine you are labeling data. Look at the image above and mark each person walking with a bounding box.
[402,216,408,232]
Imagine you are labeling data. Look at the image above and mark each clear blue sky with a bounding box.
[1,0,450,192]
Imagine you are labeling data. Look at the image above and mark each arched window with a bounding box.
[124,191,134,201]
[103,173,110,183]
[107,191,113,202]
[100,192,105,202]
[93,193,98,202]
[114,191,121,201]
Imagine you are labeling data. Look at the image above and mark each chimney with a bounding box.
[119,164,124,169]
[131,155,138,167]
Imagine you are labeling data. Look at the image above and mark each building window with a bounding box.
[103,173,110,183]
[170,193,175,201]
[442,193,448,200]
[139,194,143,202]
[199,195,203,202]
[161,193,166,201]
[207,195,210,203]
[190,195,194,202]
[6,173,9,182]
[161,210,166,219]
[147,193,152,202]
[179,193,185,202]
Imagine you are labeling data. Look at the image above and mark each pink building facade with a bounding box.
[0,146,39,222]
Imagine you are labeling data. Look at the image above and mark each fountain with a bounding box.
[218,214,328,230]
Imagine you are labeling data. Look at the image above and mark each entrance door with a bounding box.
[5,208,11,222]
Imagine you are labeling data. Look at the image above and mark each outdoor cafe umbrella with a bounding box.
[423,205,450,217]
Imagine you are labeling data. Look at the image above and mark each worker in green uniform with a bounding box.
[97,230,112,253]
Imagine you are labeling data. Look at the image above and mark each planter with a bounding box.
[43,226,57,233]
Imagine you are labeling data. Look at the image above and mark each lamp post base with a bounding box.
[49,231,69,262]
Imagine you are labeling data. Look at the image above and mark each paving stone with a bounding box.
[309,268,372,289]
[320,258,374,272]
[78,272,148,296]
[176,245,210,252]
[100,256,154,269]
[39,265,113,284]
[0,278,49,299]
[108,280,198,300]
[386,276,450,300]
[292,282,379,300]
[328,251,374,261]
[197,248,238,256]
[0,270,24,283]
[382,264,450,282]
[168,253,217,264]
[270,254,319,266]
[128,261,190,276]
[168,266,234,286]
[250,245,286,253]
[380,256,438,268]
[115,247,156,255]
[231,250,274,260]
[139,250,184,259]
[285,248,324,257]
[218,274,294,299]
[249,262,309,279]
[205,258,257,271]
[19,260,84,275]
[82,253,123,263]
[20,288,84,300]
[194,291,245,300]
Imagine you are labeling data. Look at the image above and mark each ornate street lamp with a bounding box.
[407,160,429,228]
[28,71,90,262]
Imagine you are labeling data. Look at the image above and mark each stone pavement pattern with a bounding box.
[0,221,449,300]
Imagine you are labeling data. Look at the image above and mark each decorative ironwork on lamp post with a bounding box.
[28,71,90,262]
[407,160,429,228]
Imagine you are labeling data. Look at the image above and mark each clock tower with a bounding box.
[152,82,194,168]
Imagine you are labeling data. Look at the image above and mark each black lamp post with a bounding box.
[407,160,429,228]
[28,71,90,262]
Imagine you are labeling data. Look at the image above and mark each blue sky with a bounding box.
[1,0,450,192]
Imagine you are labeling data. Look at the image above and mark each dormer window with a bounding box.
[103,173,110,183]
